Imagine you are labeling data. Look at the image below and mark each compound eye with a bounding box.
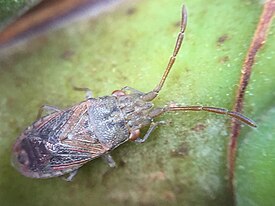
[112,90,126,97]
[17,150,30,166]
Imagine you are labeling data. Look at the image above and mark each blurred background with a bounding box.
[0,0,124,45]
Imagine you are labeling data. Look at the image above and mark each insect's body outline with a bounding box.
[12,5,256,180]
[12,91,157,179]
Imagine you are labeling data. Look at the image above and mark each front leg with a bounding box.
[134,121,166,143]
[122,86,145,95]
[73,86,93,99]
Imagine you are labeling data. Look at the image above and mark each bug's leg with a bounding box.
[122,86,145,95]
[73,86,93,99]
[102,153,116,168]
[134,121,166,143]
[63,169,78,182]
[36,105,61,119]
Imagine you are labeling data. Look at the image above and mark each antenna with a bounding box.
[142,5,187,101]
[149,105,257,128]
[140,5,256,128]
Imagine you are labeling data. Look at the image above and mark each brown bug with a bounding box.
[12,5,256,181]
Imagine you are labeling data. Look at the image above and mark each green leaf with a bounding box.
[0,0,274,205]
[0,0,41,30]
[236,108,275,206]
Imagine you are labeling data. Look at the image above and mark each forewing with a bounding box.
[30,100,108,172]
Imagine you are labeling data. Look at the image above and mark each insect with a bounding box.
[12,5,256,181]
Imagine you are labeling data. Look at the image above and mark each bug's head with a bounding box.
[112,88,155,128]
[12,135,52,178]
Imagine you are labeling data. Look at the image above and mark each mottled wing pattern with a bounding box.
[32,99,108,171]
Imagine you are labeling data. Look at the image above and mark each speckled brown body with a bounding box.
[12,92,154,179]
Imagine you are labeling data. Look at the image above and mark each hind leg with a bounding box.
[36,105,61,119]
[101,153,116,168]
[63,169,78,182]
